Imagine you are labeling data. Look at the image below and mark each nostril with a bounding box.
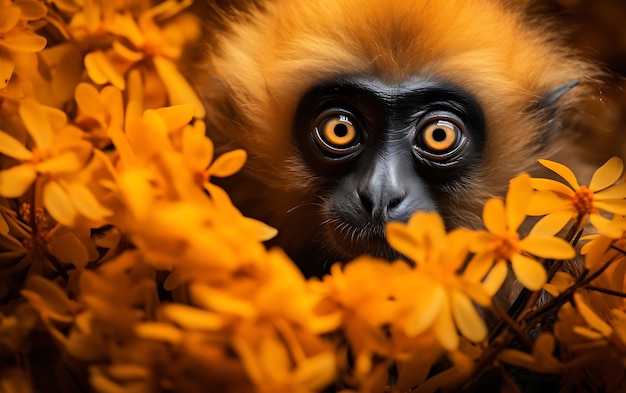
[387,195,404,210]
[358,191,374,214]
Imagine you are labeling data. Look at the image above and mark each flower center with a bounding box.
[493,232,520,261]
[193,170,209,186]
[572,186,595,218]
[31,148,51,164]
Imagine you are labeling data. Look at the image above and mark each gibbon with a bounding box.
[200,0,598,278]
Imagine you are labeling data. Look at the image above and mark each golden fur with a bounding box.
[200,0,597,274]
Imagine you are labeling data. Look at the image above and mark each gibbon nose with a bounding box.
[356,154,409,220]
[356,153,436,222]
[357,188,405,219]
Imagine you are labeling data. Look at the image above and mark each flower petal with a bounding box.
[35,151,83,174]
[527,190,571,217]
[0,7,20,33]
[43,181,77,226]
[0,130,33,160]
[0,164,36,197]
[506,173,531,232]
[22,275,73,319]
[154,105,195,132]
[126,115,169,157]
[482,261,508,296]
[433,298,459,350]
[84,50,125,90]
[530,177,575,196]
[482,197,506,234]
[153,56,205,118]
[589,157,623,191]
[543,271,575,297]
[0,48,15,89]
[19,98,53,149]
[64,182,113,222]
[589,213,625,239]
[574,293,612,337]
[111,40,145,61]
[1,31,47,52]
[594,200,626,216]
[528,211,573,237]
[100,86,124,129]
[189,284,256,317]
[161,304,225,330]
[210,149,247,178]
[75,82,105,119]
[294,352,337,391]
[451,291,487,343]
[47,231,90,269]
[519,236,575,260]
[119,170,153,220]
[182,122,213,170]
[14,0,48,20]
[125,69,143,127]
[403,282,446,337]
[511,254,547,291]
[538,159,580,190]
[463,251,494,282]
[111,13,145,48]
[135,322,183,345]
[594,183,626,200]
[386,221,421,262]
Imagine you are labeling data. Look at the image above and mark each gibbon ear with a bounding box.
[535,80,579,110]
[531,80,580,143]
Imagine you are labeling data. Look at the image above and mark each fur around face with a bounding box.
[200,0,596,275]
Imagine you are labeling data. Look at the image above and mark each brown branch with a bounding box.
[586,285,626,298]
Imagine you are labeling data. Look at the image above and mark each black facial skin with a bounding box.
[292,77,486,268]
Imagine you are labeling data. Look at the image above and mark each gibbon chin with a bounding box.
[200,0,598,278]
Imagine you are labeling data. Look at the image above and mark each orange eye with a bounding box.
[313,111,363,158]
[320,115,357,147]
[421,120,458,153]
[413,116,468,162]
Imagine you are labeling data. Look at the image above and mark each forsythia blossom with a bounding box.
[529,157,626,238]
[469,173,575,291]
[0,0,47,89]
[0,98,112,225]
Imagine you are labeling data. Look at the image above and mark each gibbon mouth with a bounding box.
[323,221,404,262]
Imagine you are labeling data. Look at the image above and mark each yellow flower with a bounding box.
[0,0,47,89]
[229,322,336,393]
[0,98,112,225]
[72,82,124,148]
[553,293,626,391]
[314,258,405,338]
[543,271,576,297]
[179,119,249,203]
[529,157,626,238]
[499,332,563,374]
[82,0,204,117]
[139,247,339,393]
[470,173,575,291]
[386,212,504,350]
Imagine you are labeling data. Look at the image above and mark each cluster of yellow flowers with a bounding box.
[1,1,626,392]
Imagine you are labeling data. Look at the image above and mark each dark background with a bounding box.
[533,0,626,165]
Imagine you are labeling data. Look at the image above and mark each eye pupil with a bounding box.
[334,123,348,137]
[432,128,447,142]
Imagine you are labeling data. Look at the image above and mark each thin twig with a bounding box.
[586,285,626,298]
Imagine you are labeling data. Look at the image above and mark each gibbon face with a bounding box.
[202,0,595,276]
